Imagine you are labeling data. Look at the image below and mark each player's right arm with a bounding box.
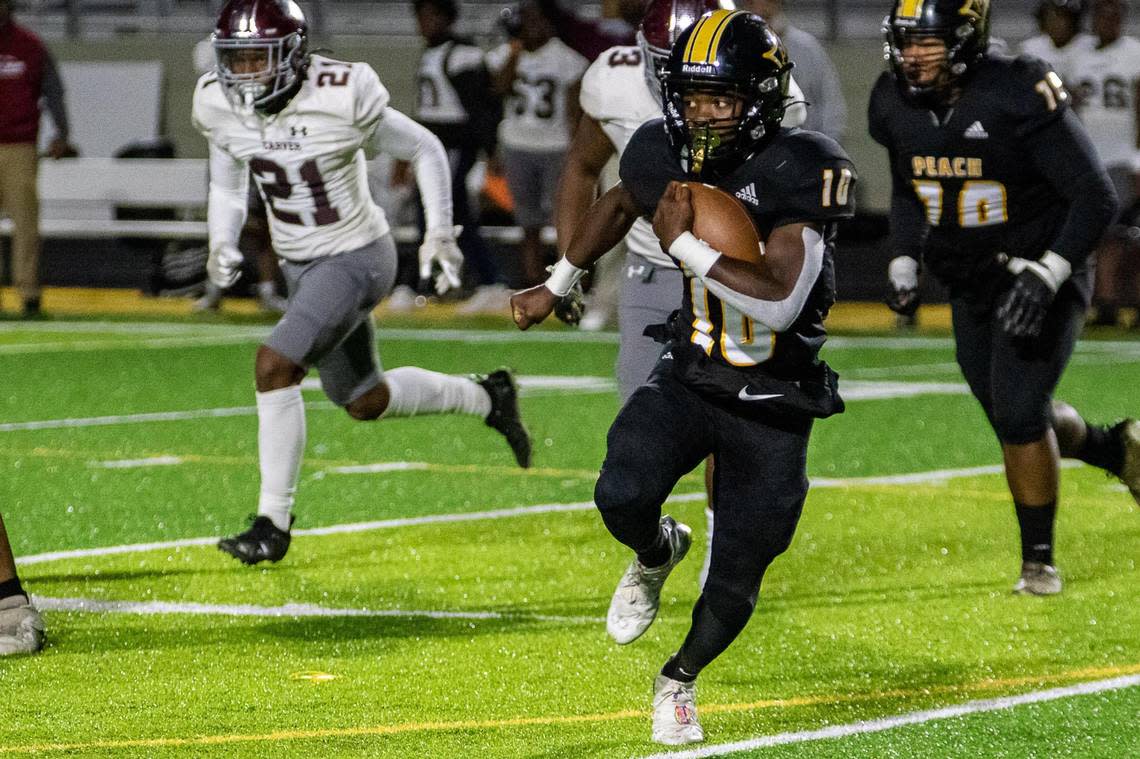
[204,144,249,288]
[511,181,641,330]
[868,76,927,315]
[554,113,616,254]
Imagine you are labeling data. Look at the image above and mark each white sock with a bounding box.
[256,385,306,531]
[257,281,276,299]
[382,367,492,418]
[699,506,714,590]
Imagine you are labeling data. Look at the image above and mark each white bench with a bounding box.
[0,157,551,244]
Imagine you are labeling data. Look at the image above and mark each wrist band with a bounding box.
[545,257,587,296]
[669,232,720,278]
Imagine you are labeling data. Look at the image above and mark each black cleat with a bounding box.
[478,368,532,468]
[218,515,293,565]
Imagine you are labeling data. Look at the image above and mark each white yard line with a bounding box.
[0,379,970,435]
[29,596,602,625]
[15,462,1057,568]
[636,674,1140,759]
[88,456,184,469]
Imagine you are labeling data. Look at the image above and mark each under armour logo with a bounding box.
[964,121,988,139]
[661,351,674,360]
[735,183,759,206]
[627,264,646,278]
[291,126,308,137]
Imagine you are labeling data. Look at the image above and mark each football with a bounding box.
[683,182,765,266]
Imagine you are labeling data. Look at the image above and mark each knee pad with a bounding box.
[593,467,647,517]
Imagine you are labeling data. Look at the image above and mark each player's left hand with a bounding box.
[510,285,559,330]
[652,181,695,250]
[996,269,1053,338]
[419,226,464,295]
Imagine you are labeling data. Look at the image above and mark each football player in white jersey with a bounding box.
[195,0,532,565]
[487,1,590,287]
[1062,0,1140,325]
[1021,0,1095,73]
[550,0,808,587]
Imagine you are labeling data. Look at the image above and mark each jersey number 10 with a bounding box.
[912,179,1008,228]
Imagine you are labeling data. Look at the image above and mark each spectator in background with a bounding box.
[743,0,846,142]
[487,2,588,291]
[0,0,75,318]
[535,0,643,61]
[408,0,505,311]
[1021,0,1095,73]
[192,36,287,314]
[1062,0,1140,327]
[0,513,44,656]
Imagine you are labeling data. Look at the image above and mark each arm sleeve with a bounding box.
[40,52,70,142]
[887,158,928,260]
[207,143,249,254]
[373,107,453,232]
[1025,107,1118,265]
[698,226,826,332]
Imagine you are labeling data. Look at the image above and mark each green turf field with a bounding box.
[0,318,1137,758]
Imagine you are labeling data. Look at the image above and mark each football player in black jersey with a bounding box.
[511,10,855,745]
[870,0,1140,596]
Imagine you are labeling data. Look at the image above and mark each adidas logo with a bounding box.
[734,183,759,206]
[964,121,989,139]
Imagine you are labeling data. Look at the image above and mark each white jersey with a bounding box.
[578,45,809,268]
[415,40,486,125]
[193,56,395,262]
[1062,36,1140,171]
[487,38,589,152]
[1019,33,1096,79]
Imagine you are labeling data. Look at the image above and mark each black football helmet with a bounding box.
[213,0,309,113]
[884,0,991,104]
[661,10,792,176]
[638,0,732,99]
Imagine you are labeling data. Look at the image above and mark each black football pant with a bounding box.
[952,286,1084,445]
[594,365,811,660]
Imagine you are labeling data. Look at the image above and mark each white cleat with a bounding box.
[1116,419,1140,507]
[652,674,704,745]
[1013,561,1062,596]
[0,597,45,656]
[607,516,691,645]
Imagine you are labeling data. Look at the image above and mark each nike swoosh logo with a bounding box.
[738,388,784,402]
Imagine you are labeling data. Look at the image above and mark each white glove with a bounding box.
[206,243,244,289]
[418,226,464,295]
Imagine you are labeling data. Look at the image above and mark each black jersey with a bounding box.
[620,119,856,382]
[868,54,1117,301]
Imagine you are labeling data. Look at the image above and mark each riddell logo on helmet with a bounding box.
[682,63,718,75]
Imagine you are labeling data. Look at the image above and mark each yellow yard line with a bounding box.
[2,663,1136,754]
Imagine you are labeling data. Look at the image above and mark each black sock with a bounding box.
[0,576,26,602]
[1075,423,1126,476]
[663,596,745,682]
[1015,500,1056,565]
[636,525,671,568]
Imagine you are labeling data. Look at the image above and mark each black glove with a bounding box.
[996,269,1054,338]
[552,280,584,326]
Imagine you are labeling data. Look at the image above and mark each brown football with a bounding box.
[683,182,765,266]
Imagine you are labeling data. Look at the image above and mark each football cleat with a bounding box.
[218,515,293,565]
[0,596,45,656]
[477,369,532,468]
[652,673,704,745]
[1013,561,1062,596]
[607,516,692,644]
[1114,419,1140,506]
